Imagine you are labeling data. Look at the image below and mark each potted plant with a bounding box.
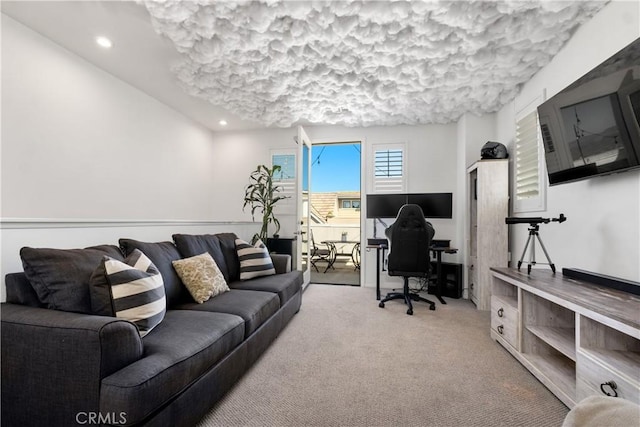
[243,164,290,243]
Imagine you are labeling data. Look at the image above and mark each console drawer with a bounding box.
[576,350,640,403]
[491,296,518,349]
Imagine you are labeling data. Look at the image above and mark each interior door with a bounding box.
[297,125,312,287]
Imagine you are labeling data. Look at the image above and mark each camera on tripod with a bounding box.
[504,214,567,274]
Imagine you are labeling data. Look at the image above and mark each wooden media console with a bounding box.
[490,267,640,408]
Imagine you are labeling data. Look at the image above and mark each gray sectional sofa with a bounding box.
[1,232,303,427]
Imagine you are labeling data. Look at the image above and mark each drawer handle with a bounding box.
[600,381,618,397]
[497,325,504,334]
[497,308,504,318]
[470,283,474,289]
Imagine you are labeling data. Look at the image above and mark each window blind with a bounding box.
[515,111,541,200]
[373,148,404,192]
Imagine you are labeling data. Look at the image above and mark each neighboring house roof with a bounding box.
[309,202,325,224]
[310,191,361,223]
[311,193,336,222]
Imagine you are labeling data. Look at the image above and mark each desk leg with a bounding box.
[376,248,381,300]
[436,251,446,305]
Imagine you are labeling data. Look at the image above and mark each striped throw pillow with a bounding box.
[236,239,276,280]
[102,249,166,337]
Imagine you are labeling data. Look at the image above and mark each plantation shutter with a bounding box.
[271,152,296,211]
[515,111,540,200]
[513,107,546,213]
[373,146,405,193]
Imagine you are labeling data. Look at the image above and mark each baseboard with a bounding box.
[562,268,640,296]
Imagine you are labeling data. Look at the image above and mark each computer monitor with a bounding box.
[366,193,453,219]
[407,193,453,219]
[365,194,407,218]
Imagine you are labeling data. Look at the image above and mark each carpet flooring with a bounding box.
[198,284,569,427]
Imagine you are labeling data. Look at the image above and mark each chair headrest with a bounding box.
[395,204,425,220]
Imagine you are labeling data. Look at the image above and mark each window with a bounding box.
[271,150,296,212]
[340,199,361,209]
[371,143,406,193]
[514,102,546,213]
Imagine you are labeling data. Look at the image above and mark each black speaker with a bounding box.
[428,262,463,299]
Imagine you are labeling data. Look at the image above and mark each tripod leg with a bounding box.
[518,234,533,270]
[535,234,556,273]
[528,232,537,274]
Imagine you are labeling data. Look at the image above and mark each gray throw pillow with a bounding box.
[20,245,124,314]
[119,239,189,307]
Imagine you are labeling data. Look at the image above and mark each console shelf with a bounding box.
[525,352,576,400]
[526,325,576,361]
[490,267,640,408]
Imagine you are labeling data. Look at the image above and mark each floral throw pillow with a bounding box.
[172,252,230,303]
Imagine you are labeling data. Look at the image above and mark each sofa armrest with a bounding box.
[270,253,291,274]
[1,303,143,426]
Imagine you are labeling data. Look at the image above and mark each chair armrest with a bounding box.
[270,253,291,273]
[1,303,143,426]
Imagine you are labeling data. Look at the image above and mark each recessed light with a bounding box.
[219,119,228,126]
[95,36,113,49]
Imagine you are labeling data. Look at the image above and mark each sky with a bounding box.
[311,144,361,193]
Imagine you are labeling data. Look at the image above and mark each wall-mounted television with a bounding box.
[366,193,453,219]
[537,37,640,186]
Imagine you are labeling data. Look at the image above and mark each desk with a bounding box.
[366,244,387,300]
[370,243,458,304]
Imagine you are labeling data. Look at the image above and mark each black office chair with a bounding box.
[378,204,436,315]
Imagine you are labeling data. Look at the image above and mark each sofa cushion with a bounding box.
[172,252,230,303]
[91,249,166,337]
[229,270,303,306]
[216,233,241,282]
[20,245,124,314]
[236,239,276,280]
[5,272,44,308]
[119,239,189,308]
[100,310,244,425]
[172,234,231,282]
[174,289,279,338]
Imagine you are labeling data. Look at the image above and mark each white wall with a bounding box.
[495,1,640,282]
[0,15,259,298]
[206,127,298,225]
[1,15,219,221]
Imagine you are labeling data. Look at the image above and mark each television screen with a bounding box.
[407,193,453,218]
[538,37,640,186]
[547,94,635,184]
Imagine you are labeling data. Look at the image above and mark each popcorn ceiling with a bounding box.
[142,0,607,128]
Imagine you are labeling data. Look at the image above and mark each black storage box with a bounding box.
[428,262,463,299]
